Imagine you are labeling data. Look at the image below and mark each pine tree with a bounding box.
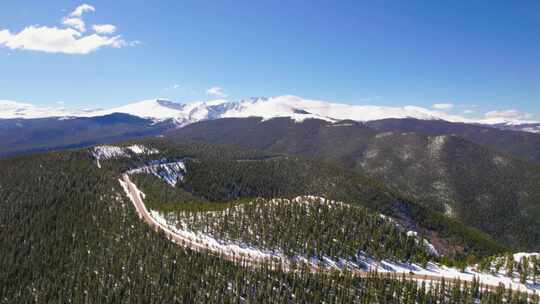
[506,253,515,278]
[520,256,529,284]
[531,255,539,285]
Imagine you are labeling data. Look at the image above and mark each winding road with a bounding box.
[120,173,538,296]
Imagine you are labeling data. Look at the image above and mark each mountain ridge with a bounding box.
[2,96,538,133]
[167,117,540,250]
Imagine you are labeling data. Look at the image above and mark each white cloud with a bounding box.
[69,4,95,17]
[463,109,475,114]
[173,84,180,89]
[484,109,535,121]
[432,103,455,110]
[0,26,125,54]
[93,24,116,34]
[0,4,136,55]
[63,17,86,32]
[206,86,227,98]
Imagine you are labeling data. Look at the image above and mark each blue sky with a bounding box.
[0,0,539,120]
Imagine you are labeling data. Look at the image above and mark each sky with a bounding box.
[0,0,539,121]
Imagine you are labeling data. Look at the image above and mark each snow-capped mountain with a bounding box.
[1,96,538,132]
[0,100,93,119]
[90,98,240,126]
[218,96,473,123]
[491,123,540,134]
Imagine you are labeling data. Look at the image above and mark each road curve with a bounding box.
[120,173,536,296]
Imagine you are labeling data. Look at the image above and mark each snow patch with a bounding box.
[328,122,355,127]
[91,145,159,168]
[513,252,540,263]
[399,145,414,161]
[407,231,439,256]
[428,135,447,158]
[375,132,394,138]
[127,160,187,187]
[364,148,379,159]
[151,210,285,262]
[126,144,159,155]
[493,155,509,167]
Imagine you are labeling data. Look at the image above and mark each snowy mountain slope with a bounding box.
[493,122,540,134]
[85,99,244,126]
[2,96,538,132]
[91,99,187,121]
[0,100,92,119]
[221,96,469,123]
[88,95,474,124]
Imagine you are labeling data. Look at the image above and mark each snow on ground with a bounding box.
[407,231,439,256]
[121,170,540,294]
[481,252,540,273]
[391,258,537,293]
[127,160,187,186]
[0,99,92,119]
[126,144,159,155]
[309,250,540,293]
[354,255,540,293]
[521,127,540,134]
[150,195,444,273]
[428,135,447,158]
[149,205,540,293]
[151,210,286,262]
[514,252,540,263]
[92,146,127,168]
[328,122,356,127]
[91,145,159,168]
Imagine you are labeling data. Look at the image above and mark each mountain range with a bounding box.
[1,96,539,132]
[2,96,540,163]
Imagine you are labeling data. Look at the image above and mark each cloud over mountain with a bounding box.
[206,86,227,98]
[432,103,455,110]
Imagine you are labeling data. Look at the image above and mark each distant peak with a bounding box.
[155,99,184,110]
[292,108,311,115]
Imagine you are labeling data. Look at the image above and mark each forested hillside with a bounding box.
[136,177,437,265]
[0,149,416,303]
[94,139,505,259]
[168,117,540,250]
[2,145,535,303]
[365,118,540,164]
